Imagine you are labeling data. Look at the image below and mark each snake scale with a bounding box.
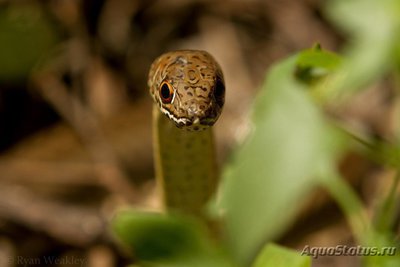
[148,50,225,218]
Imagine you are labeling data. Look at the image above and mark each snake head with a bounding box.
[148,50,225,131]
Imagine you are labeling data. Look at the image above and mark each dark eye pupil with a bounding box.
[214,78,225,98]
[161,83,171,100]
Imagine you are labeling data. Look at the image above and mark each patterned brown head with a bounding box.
[148,50,225,131]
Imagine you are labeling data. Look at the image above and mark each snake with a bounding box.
[148,50,225,218]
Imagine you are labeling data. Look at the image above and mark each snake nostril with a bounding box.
[188,104,197,116]
[188,103,204,115]
[188,101,208,113]
[187,104,207,124]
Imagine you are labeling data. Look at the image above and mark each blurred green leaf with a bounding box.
[297,47,342,72]
[113,211,236,267]
[315,0,400,100]
[0,4,60,83]
[295,47,342,85]
[363,232,400,267]
[252,243,311,267]
[113,211,202,260]
[217,55,345,264]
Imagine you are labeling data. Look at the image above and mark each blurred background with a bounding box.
[0,0,393,266]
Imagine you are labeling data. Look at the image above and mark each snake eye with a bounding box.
[159,82,174,103]
[214,77,225,105]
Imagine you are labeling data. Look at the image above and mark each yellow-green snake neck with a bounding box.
[148,50,225,217]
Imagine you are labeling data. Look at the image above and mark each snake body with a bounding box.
[148,50,225,217]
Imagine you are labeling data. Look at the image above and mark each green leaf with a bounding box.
[217,55,344,264]
[0,4,60,83]
[113,211,201,260]
[363,232,400,267]
[295,47,342,85]
[112,211,236,267]
[252,243,311,267]
[297,47,342,72]
[315,0,400,100]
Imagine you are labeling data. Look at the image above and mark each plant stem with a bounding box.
[374,171,400,233]
[318,166,371,245]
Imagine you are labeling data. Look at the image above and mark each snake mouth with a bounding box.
[200,117,217,126]
[171,106,219,130]
[175,116,215,131]
[190,119,218,131]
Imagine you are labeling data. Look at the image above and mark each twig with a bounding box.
[33,73,140,203]
[0,183,106,246]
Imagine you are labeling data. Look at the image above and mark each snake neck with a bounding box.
[152,106,219,218]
